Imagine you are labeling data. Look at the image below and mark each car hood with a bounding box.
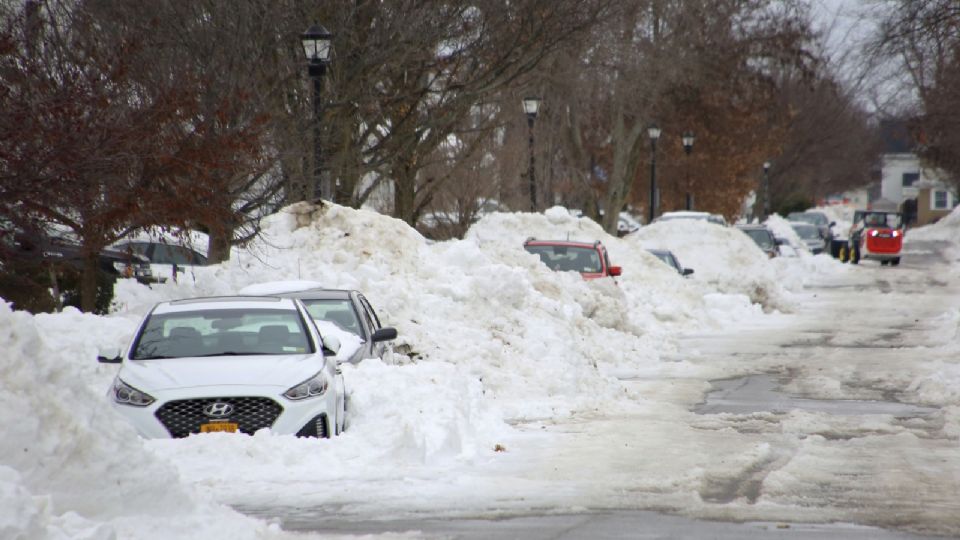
[119,354,324,392]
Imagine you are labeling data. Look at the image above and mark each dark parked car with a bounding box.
[735,224,779,258]
[646,249,694,277]
[113,240,210,283]
[1,227,153,313]
[787,211,838,256]
[278,288,398,364]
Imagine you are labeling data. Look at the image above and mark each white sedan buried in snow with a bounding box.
[98,296,345,439]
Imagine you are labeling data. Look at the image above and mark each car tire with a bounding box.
[880,260,889,266]
[891,257,901,266]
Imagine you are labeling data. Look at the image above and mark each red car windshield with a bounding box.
[525,244,602,273]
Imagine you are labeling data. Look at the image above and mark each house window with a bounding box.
[933,190,949,209]
[902,172,920,187]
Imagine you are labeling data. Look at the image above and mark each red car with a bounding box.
[840,211,904,266]
[523,238,622,279]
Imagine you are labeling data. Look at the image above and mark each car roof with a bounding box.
[154,296,299,314]
[276,289,354,301]
[524,238,601,248]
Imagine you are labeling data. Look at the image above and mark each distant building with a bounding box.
[877,119,955,225]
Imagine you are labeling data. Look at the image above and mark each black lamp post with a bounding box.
[301,23,333,201]
[682,131,695,210]
[647,124,661,223]
[762,161,771,220]
[523,96,542,211]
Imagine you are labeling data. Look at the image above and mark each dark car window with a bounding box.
[742,229,774,250]
[301,299,364,337]
[131,308,313,359]
[358,295,382,330]
[792,224,820,239]
[524,244,602,273]
[150,244,207,265]
[118,242,207,265]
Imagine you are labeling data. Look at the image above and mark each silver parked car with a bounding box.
[277,288,398,364]
[789,222,827,254]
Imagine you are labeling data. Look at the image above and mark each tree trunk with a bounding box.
[393,163,417,225]
[602,119,645,233]
[206,227,233,264]
[80,251,99,313]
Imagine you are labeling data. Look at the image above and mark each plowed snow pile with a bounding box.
[1,203,841,539]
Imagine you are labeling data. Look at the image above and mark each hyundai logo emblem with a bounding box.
[203,402,234,418]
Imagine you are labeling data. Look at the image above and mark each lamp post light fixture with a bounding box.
[762,161,772,220]
[523,96,542,211]
[301,23,333,201]
[682,131,695,210]
[647,124,662,224]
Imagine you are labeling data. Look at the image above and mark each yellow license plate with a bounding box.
[200,422,238,433]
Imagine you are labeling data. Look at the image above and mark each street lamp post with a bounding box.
[647,124,661,224]
[301,23,333,201]
[682,131,695,210]
[523,96,542,211]
[762,161,771,220]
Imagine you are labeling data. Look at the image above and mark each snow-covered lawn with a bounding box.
[3,204,960,539]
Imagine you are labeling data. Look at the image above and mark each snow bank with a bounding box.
[0,302,312,540]
[1,201,861,538]
[907,206,960,242]
[627,218,797,311]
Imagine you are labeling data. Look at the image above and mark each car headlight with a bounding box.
[112,378,155,407]
[892,230,900,237]
[283,371,329,400]
[870,230,879,237]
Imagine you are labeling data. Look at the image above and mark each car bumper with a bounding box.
[110,383,337,438]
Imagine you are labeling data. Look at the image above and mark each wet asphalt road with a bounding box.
[238,240,960,539]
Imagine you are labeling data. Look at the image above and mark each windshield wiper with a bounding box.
[134,355,175,360]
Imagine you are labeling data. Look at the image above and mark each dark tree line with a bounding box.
[1,0,883,311]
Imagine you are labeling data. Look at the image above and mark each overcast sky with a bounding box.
[809,0,916,115]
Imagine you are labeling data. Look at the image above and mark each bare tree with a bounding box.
[872,0,960,187]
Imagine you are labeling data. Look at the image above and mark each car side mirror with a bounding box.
[774,238,785,246]
[682,268,694,276]
[829,221,836,227]
[372,327,398,343]
[97,346,122,363]
[321,335,341,356]
[608,266,622,276]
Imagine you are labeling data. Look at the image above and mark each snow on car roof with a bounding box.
[155,296,298,313]
[238,280,326,296]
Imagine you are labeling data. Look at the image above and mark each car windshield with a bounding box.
[648,250,679,271]
[862,212,902,228]
[300,299,363,337]
[742,229,774,249]
[131,308,313,359]
[788,213,827,226]
[791,224,820,239]
[152,244,207,265]
[525,244,602,273]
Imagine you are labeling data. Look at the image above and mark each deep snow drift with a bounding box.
[3,203,959,539]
